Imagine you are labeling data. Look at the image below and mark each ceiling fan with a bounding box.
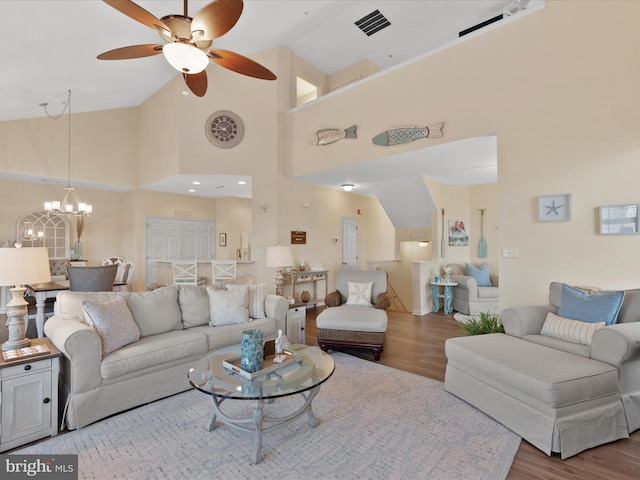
[97,0,277,97]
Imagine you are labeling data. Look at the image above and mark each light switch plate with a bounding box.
[501,248,519,258]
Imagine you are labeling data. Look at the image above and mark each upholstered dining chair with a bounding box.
[315,269,390,360]
[68,264,118,292]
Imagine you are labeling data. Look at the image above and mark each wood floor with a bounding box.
[304,307,640,480]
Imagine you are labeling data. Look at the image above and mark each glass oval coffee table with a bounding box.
[188,344,335,464]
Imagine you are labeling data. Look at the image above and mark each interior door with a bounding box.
[342,217,358,270]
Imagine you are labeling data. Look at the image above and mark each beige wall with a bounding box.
[2,1,638,311]
[287,0,640,308]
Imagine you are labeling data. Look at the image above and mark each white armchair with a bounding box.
[448,263,499,315]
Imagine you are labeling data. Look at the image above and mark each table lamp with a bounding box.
[0,247,51,351]
[265,246,294,296]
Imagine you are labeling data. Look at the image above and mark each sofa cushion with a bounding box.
[465,263,492,287]
[541,312,605,346]
[558,284,624,325]
[190,316,277,351]
[445,334,620,409]
[125,286,183,337]
[477,286,499,299]
[81,296,140,355]
[100,330,207,380]
[346,282,373,306]
[208,285,250,326]
[178,285,211,328]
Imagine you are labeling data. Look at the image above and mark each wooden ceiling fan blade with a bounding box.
[184,71,208,97]
[103,0,171,36]
[191,0,244,40]
[97,44,164,60]
[208,49,276,80]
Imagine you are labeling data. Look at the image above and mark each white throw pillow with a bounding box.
[81,296,141,355]
[541,312,605,346]
[208,285,250,326]
[227,283,265,319]
[346,282,373,306]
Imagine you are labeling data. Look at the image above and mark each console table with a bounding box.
[430,281,457,315]
[281,270,328,305]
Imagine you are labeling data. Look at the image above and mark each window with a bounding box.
[16,211,70,259]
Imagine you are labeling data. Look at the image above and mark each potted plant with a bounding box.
[460,311,504,336]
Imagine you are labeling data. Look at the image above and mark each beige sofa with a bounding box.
[445,282,640,459]
[44,284,288,430]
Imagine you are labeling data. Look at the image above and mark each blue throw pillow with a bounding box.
[465,263,492,287]
[557,284,624,325]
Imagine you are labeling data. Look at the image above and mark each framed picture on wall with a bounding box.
[538,194,571,222]
[448,219,469,246]
[219,233,227,247]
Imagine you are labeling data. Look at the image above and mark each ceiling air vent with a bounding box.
[355,10,391,37]
[459,14,503,38]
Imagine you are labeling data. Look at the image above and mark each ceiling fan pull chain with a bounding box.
[182,76,190,96]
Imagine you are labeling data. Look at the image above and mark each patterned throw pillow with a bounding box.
[81,296,141,356]
[346,282,373,306]
[541,312,605,346]
[208,285,250,326]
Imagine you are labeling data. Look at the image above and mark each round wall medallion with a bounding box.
[205,110,244,148]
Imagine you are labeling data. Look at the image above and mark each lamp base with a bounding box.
[2,287,31,351]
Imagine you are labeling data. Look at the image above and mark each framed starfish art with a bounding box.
[538,194,572,222]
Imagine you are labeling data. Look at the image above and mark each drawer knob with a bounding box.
[24,365,32,371]
[43,397,51,404]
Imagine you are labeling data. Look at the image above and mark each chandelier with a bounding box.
[43,90,93,217]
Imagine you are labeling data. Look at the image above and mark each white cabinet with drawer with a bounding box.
[0,338,61,452]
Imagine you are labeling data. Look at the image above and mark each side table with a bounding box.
[287,304,306,344]
[430,281,458,315]
[0,338,61,452]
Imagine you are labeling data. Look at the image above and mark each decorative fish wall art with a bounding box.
[372,122,444,146]
[311,125,357,146]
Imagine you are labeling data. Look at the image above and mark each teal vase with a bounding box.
[241,329,263,373]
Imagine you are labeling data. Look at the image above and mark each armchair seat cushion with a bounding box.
[478,286,500,299]
[316,305,387,332]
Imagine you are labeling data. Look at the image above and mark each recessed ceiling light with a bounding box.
[238,181,246,185]
[188,189,196,193]
[192,181,201,185]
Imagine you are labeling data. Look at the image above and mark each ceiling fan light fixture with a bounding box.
[163,42,209,74]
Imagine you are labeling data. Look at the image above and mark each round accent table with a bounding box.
[430,281,458,315]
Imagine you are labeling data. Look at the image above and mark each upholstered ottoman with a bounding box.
[316,305,387,360]
[445,333,629,459]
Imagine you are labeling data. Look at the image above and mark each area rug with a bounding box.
[15,351,520,479]
[454,312,473,324]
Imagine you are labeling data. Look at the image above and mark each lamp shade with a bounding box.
[0,247,51,287]
[265,246,294,268]
[163,42,209,74]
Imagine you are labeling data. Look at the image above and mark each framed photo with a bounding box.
[448,219,469,246]
[219,233,227,247]
[599,204,639,235]
[538,194,571,222]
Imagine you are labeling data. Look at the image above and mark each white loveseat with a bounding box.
[44,284,288,430]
